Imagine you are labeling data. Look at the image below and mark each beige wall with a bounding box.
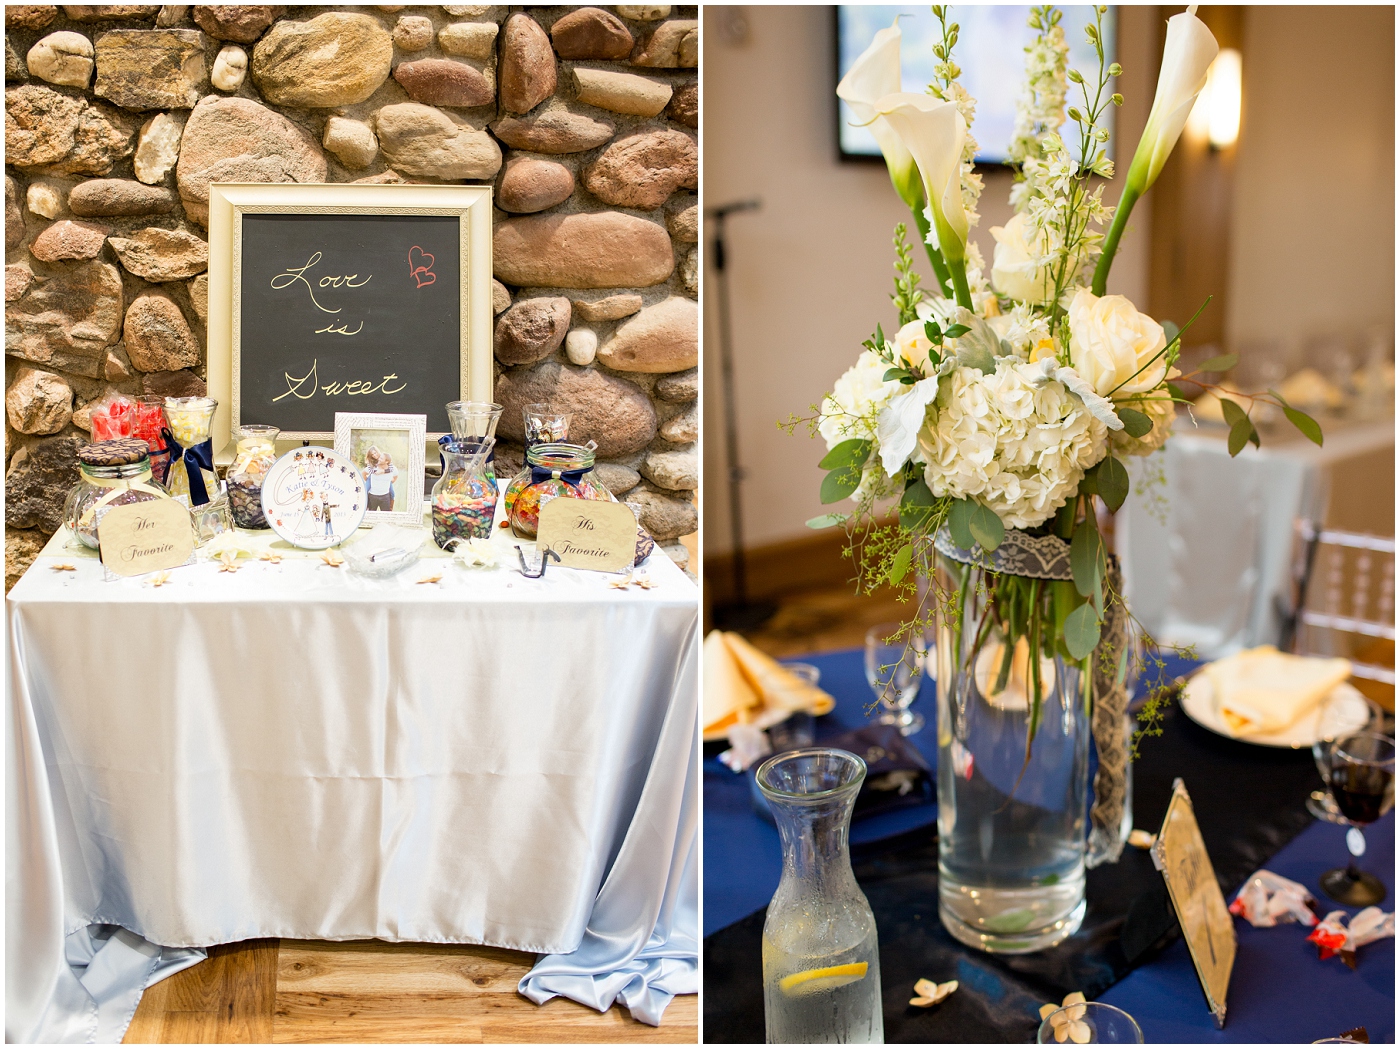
[701,5,1154,554]
[1226,5,1395,358]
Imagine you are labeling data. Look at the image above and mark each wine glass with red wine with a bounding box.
[1319,731,1395,906]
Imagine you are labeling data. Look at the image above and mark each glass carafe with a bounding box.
[227,424,280,529]
[431,436,497,550]
[161,396,218,507]
[441,401,504,487]
[757,749,884,1045]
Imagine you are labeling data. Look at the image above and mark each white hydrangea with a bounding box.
[1111,386,1176,457]
[917,361,1108,528]
[818,350,898,449]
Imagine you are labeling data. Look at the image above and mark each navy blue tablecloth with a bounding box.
[704,647,1395,1042]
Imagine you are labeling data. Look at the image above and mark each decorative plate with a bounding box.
[1179,672,1372,749]
[259,446,367,549]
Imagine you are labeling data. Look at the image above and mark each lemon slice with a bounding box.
[779,962,869,996]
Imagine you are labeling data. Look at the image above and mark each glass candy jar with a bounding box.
[505,442,607,539]
[162,396,218,507]
[226,425,280,528]
[62,438,173,550]
[431,437,498,551]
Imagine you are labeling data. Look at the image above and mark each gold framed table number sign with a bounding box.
[1150,779,1237,1028]
[206,182,494,454]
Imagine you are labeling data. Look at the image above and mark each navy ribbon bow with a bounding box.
[160,428,215,506]
[530,463,588,486]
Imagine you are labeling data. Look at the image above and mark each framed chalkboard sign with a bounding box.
[206,183,493,452]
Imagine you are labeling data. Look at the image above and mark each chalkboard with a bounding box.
[209,182,494,452]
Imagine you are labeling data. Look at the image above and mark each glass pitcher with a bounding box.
[161,396,218,507]
[757,749,884,1045]
[431,436,497,550]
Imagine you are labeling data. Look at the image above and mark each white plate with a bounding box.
[260,447,368,549]
[1180,673,1372,749]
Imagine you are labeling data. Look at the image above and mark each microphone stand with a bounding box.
[706,200,776,632]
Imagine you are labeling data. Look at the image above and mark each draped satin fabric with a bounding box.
[7,543,698,1042]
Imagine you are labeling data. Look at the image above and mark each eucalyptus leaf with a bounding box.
[806,513,848,530]
[1218,397,1249,429]
[1118,407,1153,438]
[1064,602,1102,661]
[899,476,939,531]
[1281,404,1324,447]
[1167,381,1188,402]
[819,466,861,504]
[818,438,871,471]
[1227,417,1252,456]
[968,502,1005,552]
[1096,455,1129,512]
[949,497,977,549]
[888,543,914,585]
[1070,519,1104,599]
[1198,353,1239,373]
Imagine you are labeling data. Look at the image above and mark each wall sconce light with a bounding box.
[1206,48,1242,149]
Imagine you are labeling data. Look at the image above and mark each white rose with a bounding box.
[990,212,1084,307]
[894,320,934,371]
[1068,288,1168,397]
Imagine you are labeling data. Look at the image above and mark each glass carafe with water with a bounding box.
[757,748,884,1044]
[431,436,497,550]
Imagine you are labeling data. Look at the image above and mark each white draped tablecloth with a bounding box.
[7,505,698,1042]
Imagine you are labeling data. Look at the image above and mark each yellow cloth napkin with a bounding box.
[701,630,836,740]
[1206,645,1352,736]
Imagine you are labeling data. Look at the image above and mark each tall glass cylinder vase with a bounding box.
[932,530,1092,954]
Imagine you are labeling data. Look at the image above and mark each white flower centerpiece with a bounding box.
[809,5,1322,954]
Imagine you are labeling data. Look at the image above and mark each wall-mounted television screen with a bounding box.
[836,6,1118,167]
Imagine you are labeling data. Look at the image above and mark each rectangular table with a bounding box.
[8,502,698,1042]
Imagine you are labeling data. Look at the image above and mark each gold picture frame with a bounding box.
[206,182,494,456]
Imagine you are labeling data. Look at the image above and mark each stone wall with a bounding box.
[4,3,699,589]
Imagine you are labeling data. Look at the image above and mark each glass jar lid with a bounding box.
[78,438,151,467]
[524,441,595,472]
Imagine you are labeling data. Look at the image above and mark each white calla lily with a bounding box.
[877,376,942,477]
[837,20,921,209]
[1127,5,1220,193]
[874,92,971,307]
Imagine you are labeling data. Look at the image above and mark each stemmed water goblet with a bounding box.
[1308,689,1383,824]
[864,622,926,736]
[1319,731,1394,906]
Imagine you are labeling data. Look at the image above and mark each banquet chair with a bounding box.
[1283,521,1395,711]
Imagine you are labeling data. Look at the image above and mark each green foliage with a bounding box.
[1063,601,1101,660]
[887,543,914,585]
[1219,398,1260,456]
[1117,407,1153,438]
[948,497,977,549]
[969,502,1005,552]
[1270,390,1324,447]
[1070,517,1105,599]
[1095,456,1129,512]
[899,476,940,531]
[818,438,871,471]
[806,513,848,530]
[890,223,924,326]
[1197,352,1239,373]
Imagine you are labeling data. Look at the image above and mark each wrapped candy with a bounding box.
[1229,869,1319,927]
[1307,908,1395,968]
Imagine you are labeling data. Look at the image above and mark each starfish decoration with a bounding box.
[632,574,656,589]
[259,552,283,564]
[910,979,958,1008]
[147,571,172,587]
[417,574,443,585]
[1040,993,1090,1044]
[50,563,77,572]
[320,549,345,568]
[218,551,240,573]
[609,574,634,590]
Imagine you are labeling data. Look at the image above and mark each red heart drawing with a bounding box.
[408,245,436,289]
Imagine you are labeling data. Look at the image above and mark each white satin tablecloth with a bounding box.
[8,512,698,1042]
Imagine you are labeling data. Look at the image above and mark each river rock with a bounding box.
[63,6,160,21]
[175,95,327,224]
[551,8,632,60]
[133,111,184,182]
[641,446,695,490]
[188,272,207,323]
[142,367,205,397]
[192,5,279,43]
[105,343,133,380]
[597,295,696,373]
[69,177,174,215]
[251,12,392,107]
[322,115,377,169]
[393,58,493,109]
[616,5,669,19]
[492,278,509,314]
[666,199,697,241]
[437,21,497,59]
[583,128,695,209]
[5,84,137,175]
[156,6,189,28]
[5,431,84,532]
[631,18,696,68]
[571,293,642,322]
[564,327,596,366]
[573,67,670,117]
[30,219,107,261]
[493,296,569,365]
[108,226,208,280]
[6,365,73,434]
[392,14,433,51]
[7,529,48,591]
[7,37,28,83]
[7,262,36,302]
[26,181,65,218]
[6,177,25,247]
[627,486,695,540]
[94,28,207,109]
[495,359,656,458]
[8,7,58,29]
[494,211,672,289]
[681,246,696,292]
[489,108,613,154]
[666,80,696,127]
[593,461,639,495]
[497,155,572,214]
[499,13,554,114]
[659,401,696,442]
[210,43,245,91]
[374,102,501,179]
[123,288,198,370]
[5,260,124,376]
[27,31,94,88]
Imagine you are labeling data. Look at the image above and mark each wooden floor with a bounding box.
[738,582,909,659]
[124,940,697,1044]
